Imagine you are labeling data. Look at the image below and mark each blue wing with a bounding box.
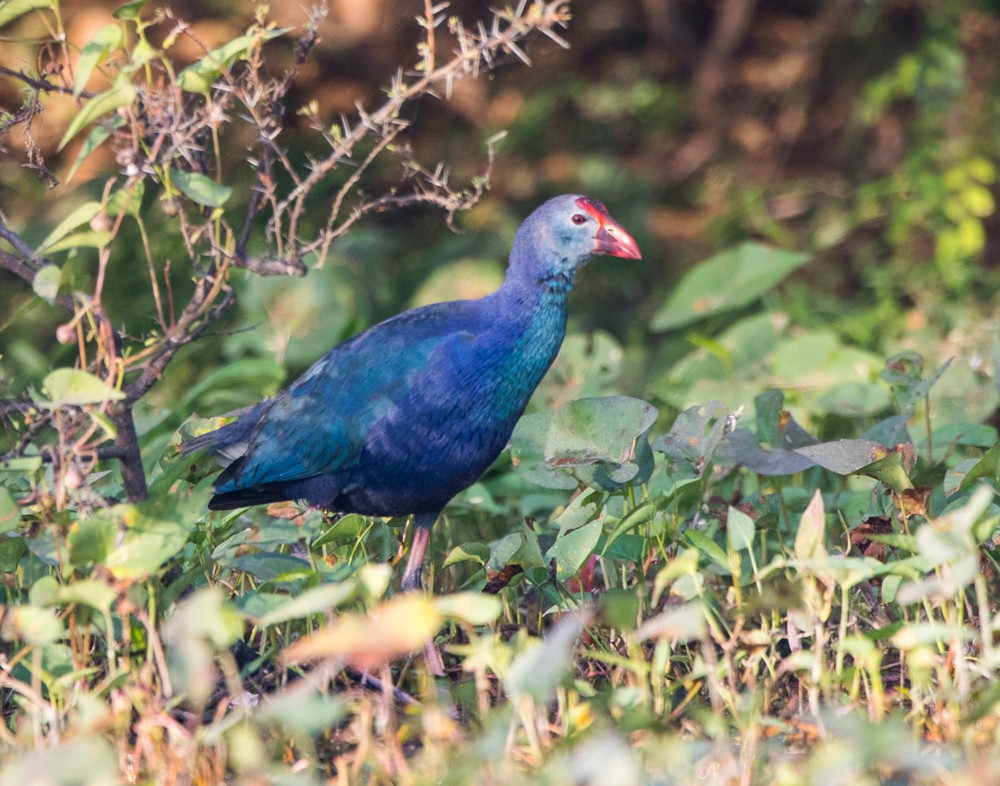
[193,301,481,504]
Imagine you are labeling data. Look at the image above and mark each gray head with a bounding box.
[508,195,641,288]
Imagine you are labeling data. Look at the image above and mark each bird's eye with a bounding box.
[572,214,587,225]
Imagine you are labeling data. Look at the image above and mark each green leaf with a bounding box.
[38,368,125,407]
[0,0,52,28]
[310,513,368,548]
[105,495,203,579]
[0,536,27,573]
[509,412,578,490]
[112,0,147,20]
[176,28,290,93]
[651,400,732,475]
[0,488,20,533]
[169,168,233,208]
[856,450,914,494]
[74,24,124,99]
[546,396,657,467]
[68,516,116,566]
[957,440,1000,495]
[602,500,656,556]
[106,182,145,217]
[58,80,137,151]
[32,265,62,303]
[796,440,890,475]
[546,518,603,576]
[41,229,113,254]
[651,242,810,331]
[227,552,312,582]
[683,530,730,574]
[727,506,755,552]
[442,541,490,568]
[65,116,124,183]
[36,201,102,253]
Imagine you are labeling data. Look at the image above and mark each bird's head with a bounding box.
[509,194,641,289]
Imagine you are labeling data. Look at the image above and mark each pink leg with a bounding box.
[400,513,437,593]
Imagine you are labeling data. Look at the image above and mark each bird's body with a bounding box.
[186,195,640,590]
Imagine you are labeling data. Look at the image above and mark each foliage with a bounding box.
[4,0,1000,784]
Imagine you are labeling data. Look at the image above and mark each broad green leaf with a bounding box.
[546,396,657,468]
[509,412,578,490]
[719,428,816,475]
[651,400,731,475]
[311,513,368,548]
[105,495,203,579]
[442,541,490,568]
[59,81,137,151]
[651,242,810,331]
[32,265,61,303]
[683,530,730,574]
[796,440,889,475]
[957,440,1000,494]
[726,506,755,552]
[602,500,656,556]
[39,368,125,407]
[227,552,312,582]
[0,488,20,533]
[546,518,603,576]
[74,24,124,99]
[36,201,102,253]
[177,28,290,93]
[855,450,914,494]
[0,0,52,28]
[68,515,116,565]
[170,168,233,208]
[0,536,27,572]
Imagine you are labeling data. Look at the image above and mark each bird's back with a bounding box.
[199,283,568,514]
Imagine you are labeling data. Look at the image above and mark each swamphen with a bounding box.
[186,195,641,591]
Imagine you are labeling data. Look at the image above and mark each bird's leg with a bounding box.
[399,512,449,679]
[399,512,438,593]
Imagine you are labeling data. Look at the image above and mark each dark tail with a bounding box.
[208,484,293,510]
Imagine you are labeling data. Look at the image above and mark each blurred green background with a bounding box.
[3,0,1000,440]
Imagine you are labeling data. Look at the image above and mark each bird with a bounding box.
[184,195,641,592]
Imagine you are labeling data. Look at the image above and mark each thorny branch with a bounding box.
[0,1,572,506]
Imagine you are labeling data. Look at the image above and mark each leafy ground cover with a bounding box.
[4,1,1000,784]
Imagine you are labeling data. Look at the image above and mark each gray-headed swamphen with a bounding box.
[185,195,641,591]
